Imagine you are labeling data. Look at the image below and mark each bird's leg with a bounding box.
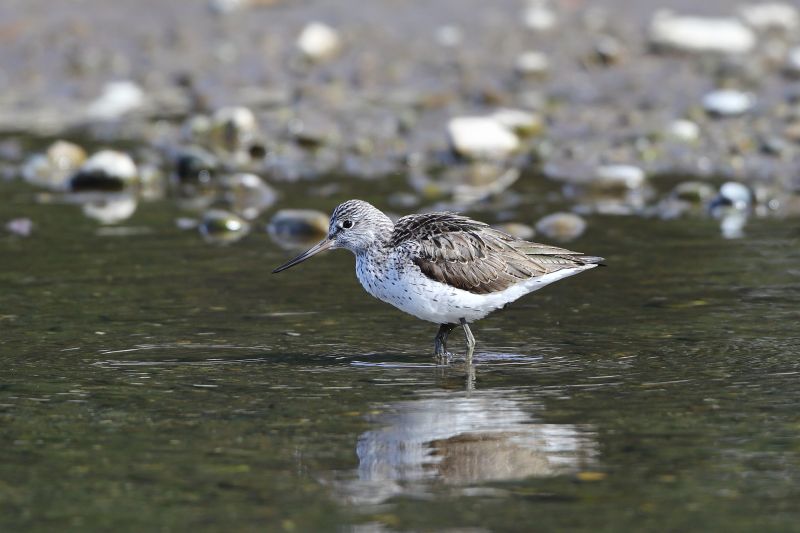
[459,318,476,352]
[434,323,455,361]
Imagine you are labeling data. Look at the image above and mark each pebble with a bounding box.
[71,150,138,191]
[715,182,753,210]
[673,181,716,204]
[5,218,33,237]
[267,209,329,238]
[173,146,219,184]
[666,119,700,142]
[447,116,520,160]
[200,209,250,244]
[738,3,799,31]
[297,22,341,62]
[493,222,535,240]
[87,81,145,121]
[523,0,557,31]
[593,35,625,65]
[435,25,462,48]
[649,11,756,54]
[784,47,800,77]
[22,141,87,190]
[593,164,646,189]
[211,106,259,153]
[514,51,550,77]
[702,90,755,117]
[221,173,277,220]
[536,212,587,241]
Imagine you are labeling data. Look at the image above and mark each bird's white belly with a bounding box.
[355,254,596,324]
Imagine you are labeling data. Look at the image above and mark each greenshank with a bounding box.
[273,200,604,358]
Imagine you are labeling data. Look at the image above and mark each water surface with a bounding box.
[1,180,799,531]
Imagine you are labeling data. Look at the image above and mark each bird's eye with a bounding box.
[342,220,353,229]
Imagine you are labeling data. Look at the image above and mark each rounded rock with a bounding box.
[22,141,87,191]
[515,51,550,77]
[523,0,557,31]
[297,22,341,62]
[536,212,587,242]
[211,106,259,153]
[268,209,329,239]
[594,164,646,189]
[173,146,219,184]
[702,90,755,117]
[71,150,138,192]
[493,222,535,240]
[666,119,700,142]
[222,173,277,220]
[200,209,251,244]
[649,11,756,54]
[738,3,799,32]
[447,116,520,160]
[672,181,716,204]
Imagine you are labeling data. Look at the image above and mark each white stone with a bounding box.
[515,51,550,76]
[785,46,800,75]
[297,22,341,61]
[702,89,755,116]
[649,11,756,54]
[666,119,700,142]
[719,181,752,208]
[447,117,520,159]
[594,164,646,188]
[87,81,145,120]
[738,3,799,31]
[523,0,557,31]
[435,25,462,47]
[81,150,138,182]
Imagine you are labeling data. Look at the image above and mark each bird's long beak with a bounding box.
[272,238,334,273]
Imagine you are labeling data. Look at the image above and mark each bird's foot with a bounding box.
[434,351,453,364]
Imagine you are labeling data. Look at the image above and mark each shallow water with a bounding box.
[1,180,800,532]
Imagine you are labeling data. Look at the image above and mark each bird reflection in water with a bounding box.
[341,391,597,503]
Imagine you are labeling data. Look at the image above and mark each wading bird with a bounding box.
[273,200,604,359]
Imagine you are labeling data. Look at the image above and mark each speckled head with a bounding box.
[273,199,394,273]
[328,200,394,253]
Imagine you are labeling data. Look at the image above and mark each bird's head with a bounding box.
[273,199,393,273]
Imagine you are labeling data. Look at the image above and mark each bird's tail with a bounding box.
[580,256,606,266]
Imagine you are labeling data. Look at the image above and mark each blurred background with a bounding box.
[1,1,799,531]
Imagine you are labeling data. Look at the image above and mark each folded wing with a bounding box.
[391,212,602,295]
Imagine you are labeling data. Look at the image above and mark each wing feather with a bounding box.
[391,212,603,295]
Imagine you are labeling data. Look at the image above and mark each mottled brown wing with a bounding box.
[391,213,599,295]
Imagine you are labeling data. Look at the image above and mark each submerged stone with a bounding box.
[221,173,277,220]
[536,212,587,241]
[5,217,33,237]
[82,194,138,224]
[200,209,250,244]
[268,209,329,239]
[493,222,535,240]
[173,146,219,184]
